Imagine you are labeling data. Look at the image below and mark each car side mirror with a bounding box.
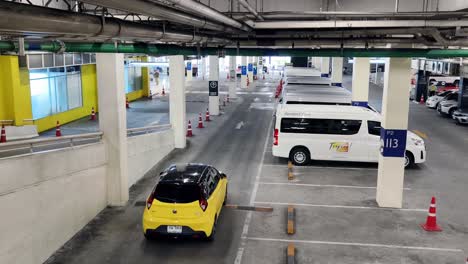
[220,173,227,179]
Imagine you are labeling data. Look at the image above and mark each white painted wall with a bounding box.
[0,143,107,264]
[127,129,175,187]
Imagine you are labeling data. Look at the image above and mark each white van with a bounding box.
[272,105,426,168]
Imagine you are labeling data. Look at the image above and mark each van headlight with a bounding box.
[411,138,424,146]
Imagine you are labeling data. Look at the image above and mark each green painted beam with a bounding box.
[2,41,468,57]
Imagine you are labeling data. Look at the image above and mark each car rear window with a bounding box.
[154,183,200,203]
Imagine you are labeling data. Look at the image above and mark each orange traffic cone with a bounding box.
[55,121,62,137]
[223,97,226,107]
[227,73,230,80]
[162,86,166,96]
[186,121,193,137]
[0,125,6,143]
[90,107,96,121]
[263,75,265,80]
[247,78,250,86]
[227,94,230,103]
[197,113,204,128]
[148,90,153,99]
[419,94,425,104]
[205,108,211,122]
[126,98,130,109]
[420,196,442,232]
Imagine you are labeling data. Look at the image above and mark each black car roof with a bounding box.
[158,163,209,184]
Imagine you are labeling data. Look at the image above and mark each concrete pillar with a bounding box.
[315,57,321,70]
[186,61,193,82]
[253,57,259,80]
[169,55,186,149]
[331,57,343,87]
[208,55,220,116]
[320,57,330,77]
[241,56,247,88]
[96,53,128,206]
[376,58,412,208]
[351,58,370,107]
[229,56,237,99]
[248,57,254,84]
[200,56,206,80]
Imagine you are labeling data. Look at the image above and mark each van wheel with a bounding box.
[290,147,310,166]
[404,151,414,169]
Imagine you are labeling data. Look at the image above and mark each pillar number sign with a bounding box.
[241,66,247,75]
[186,62,192,71]
[380,129,407,157]
[209,81,218,96]
[248,63,253,71]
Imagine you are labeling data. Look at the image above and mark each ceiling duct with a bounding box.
[0,2,229,44]
[164,0,250,31]
[79,0,243,33]
[238,0,264,21]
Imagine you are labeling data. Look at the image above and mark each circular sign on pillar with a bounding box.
[209,81,218,96]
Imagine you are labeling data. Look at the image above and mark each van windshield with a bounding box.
[154,183,200,203]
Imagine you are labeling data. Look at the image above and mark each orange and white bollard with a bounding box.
[197,113,204,128]
[0,125,6,143]
[90,107,96,121]
[186,121,193,137]
[126,98,130,109]
[227,73,230,80]
[223,97,226,107]
[55,121,62,137]
[419,94,425,104]
[420,196,442,232]
[205,108,211,122]
[162,86,166,96]
[227,94,230,103]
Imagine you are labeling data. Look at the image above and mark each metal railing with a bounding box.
[0,132,103,156]
[126,124,172,136]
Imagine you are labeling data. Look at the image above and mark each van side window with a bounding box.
[367,121,381,136]
[281,118,361,135]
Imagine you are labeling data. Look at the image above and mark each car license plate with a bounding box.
[167,226,182,234]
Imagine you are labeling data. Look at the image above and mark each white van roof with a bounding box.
[282,93,351,104]
[278,104,381,121]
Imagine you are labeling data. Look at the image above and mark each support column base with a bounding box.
[376,155,405,208]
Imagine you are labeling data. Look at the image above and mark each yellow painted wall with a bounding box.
[0,56,17,122]
[34,64,98,132]
[0,56,33,126]
[126,56,149,101]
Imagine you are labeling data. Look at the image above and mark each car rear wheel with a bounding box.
[404,151,414,168]
[290,147,310,166]
[144,231,153,240]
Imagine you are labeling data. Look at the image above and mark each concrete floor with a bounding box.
[45,73,468,264]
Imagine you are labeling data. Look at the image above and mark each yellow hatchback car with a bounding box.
[142,163,228,241]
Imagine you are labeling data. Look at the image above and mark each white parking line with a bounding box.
[234,115,274,264]
[254,201,427,212]
[259,182,412,191]
[245,237,463,253]
[262,164,377,170]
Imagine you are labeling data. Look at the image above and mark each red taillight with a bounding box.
[199,199,208,212]
[146,193,154,210]
[273,128,278,146]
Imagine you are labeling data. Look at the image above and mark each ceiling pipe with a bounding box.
[225,11,468,19]
[0,2,229,44]
[253,20,468,29]
[3,41,468,58]
[238,0,264,21]
[79,0,241,33]
[164,0,250,31]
